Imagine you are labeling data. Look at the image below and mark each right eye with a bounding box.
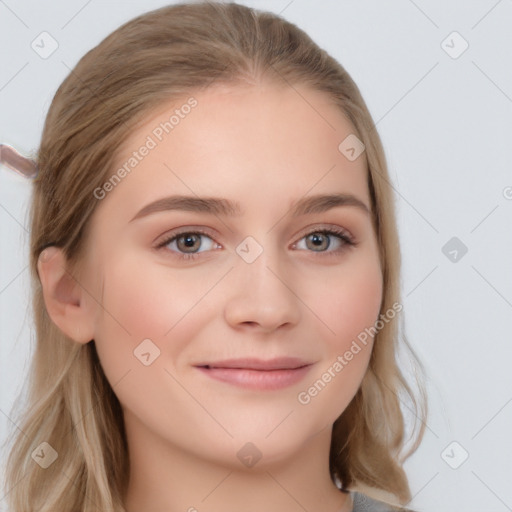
[155,229,221,260]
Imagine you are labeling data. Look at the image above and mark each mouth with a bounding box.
[194,357,313,391]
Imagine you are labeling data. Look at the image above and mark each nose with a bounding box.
[223,243,301,334]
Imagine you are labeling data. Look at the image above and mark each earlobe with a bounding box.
[37,246,95,344]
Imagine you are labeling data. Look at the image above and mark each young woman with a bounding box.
[1,2,425,511]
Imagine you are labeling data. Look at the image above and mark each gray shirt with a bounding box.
[352,491,413,512]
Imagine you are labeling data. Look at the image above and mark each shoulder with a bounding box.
[351,491,415,512]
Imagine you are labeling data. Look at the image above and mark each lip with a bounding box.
[196,357,311,370]
[194,357,313,391]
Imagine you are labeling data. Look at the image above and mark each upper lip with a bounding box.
[195,357,312,371]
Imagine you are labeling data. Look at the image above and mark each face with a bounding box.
[80,81,383,468]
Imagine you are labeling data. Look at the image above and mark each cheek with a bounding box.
[95,253,218,339]
[332,268,382,346]
[91,254,211,382]
[309,250,383,351]
[293,249,382,418]
[90,250,234,393]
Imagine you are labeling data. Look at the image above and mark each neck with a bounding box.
[123,411,351,512]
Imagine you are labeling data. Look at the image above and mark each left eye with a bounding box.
[294,229,351,252]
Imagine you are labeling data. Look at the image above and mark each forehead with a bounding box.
[101,82,370,216]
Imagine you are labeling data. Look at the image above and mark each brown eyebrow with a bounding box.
[129,193,370,222]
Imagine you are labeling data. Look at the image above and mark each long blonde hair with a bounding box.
[2,2,426,510]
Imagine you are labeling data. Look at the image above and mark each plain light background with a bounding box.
[1,1,511,511]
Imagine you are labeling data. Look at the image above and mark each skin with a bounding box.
[38,81,383,512]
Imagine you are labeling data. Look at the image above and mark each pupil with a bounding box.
[309,233,328,250]
[179,234,200,251]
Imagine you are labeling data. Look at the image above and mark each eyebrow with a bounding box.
[129,193,370,222]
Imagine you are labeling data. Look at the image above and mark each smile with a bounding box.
[194,357,313,390]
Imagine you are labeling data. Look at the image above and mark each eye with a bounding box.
[156,229,220,260]
[293,227,355,255]
[155,225,356,261]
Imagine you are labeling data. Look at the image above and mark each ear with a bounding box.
[37,246,96,344]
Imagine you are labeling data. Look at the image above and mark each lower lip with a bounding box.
[196,365,312,390]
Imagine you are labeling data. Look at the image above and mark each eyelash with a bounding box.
[155,226,356,262]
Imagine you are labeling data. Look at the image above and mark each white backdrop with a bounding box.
[1,1,511,511]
